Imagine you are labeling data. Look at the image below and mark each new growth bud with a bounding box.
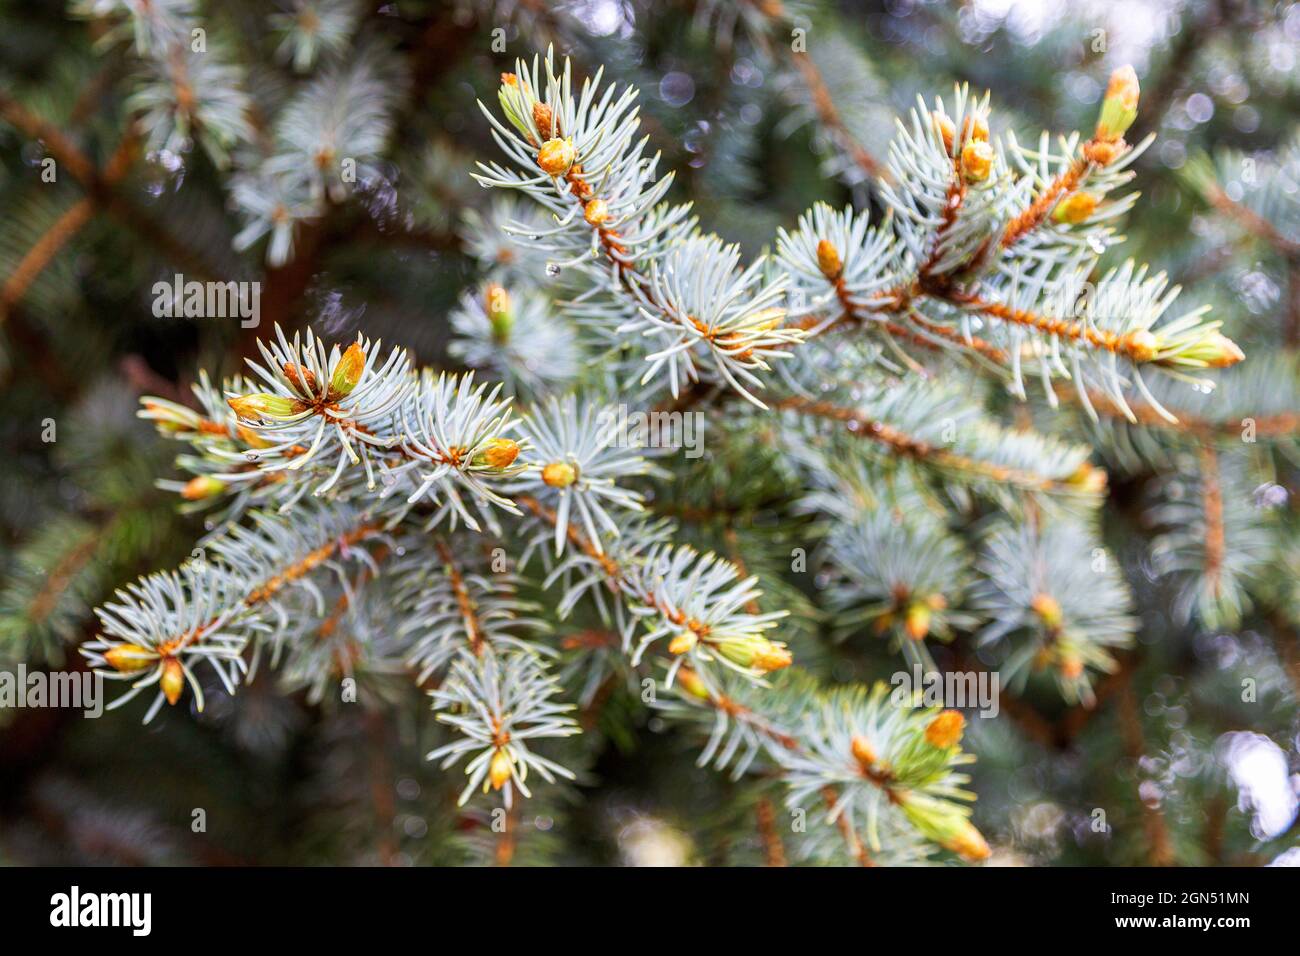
[900,796,991,862]
[484,283,513,341]
[532,101,557,138]
[933,111,957,153]
[160,657,184,706]
[1030,593,1063,629]
[227,394,307,421]
[489,748,513,791]
[904,601,932,640]
[961,140,994,183]
[944,819,992,862]
[850,735,878,769]
[541,461,578,488]
[329,342,365,397]
[283,363,319,395]
[104,643,155,673]
[140,399,203,433]
[181,475,227,501]
[1052,191,1099,225]
[1067,462,1108,495]
[1122,328,1160,363]
[816,239,842,280]
[537,138,576,176]
[1096,65,1140,143]
[473,437,520,470]
[716,635,792,673]
[676,668,711,700]
[1176,331,1245,369]
[752,641,793,673]
[925,710,965,749]
[747,307,786,333]
[933,110,988,153]
[1059,654,1085,680]
[583,199,609,226]
[668,632,697,655]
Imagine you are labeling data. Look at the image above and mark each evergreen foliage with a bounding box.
[1,0,1297,867]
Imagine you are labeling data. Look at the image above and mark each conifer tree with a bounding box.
[1,1,1296,867]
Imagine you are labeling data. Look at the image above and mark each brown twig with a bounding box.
[1198,444,1225,605]
[434,537,486,656]
[822,786,873,866]
[772,394,1081,493]
[788,51,888,182]
[1116,669,1175,866]
[0,92,223,284]
[755,796,787,866]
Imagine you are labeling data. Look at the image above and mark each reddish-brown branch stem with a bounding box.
[435,538,486,656]
[1117,670,1175,866]
[1199,444,1224,603]
[772,395,1075,492]
[152,522,381,658]
[788,52,887,182]
[755,797,787,867]
[999,158,1088,251]
[822,786,873,866]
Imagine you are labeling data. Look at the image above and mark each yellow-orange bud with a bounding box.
[933,111,956,152]
[584,198,609,226]
[1031,593,1063,629]
[104,643,155,673]
[816,239,842,280]
[1123,328,1160,363]
[936,111,989,152]
[961,140,994,183]
[541,461,578,488]
[1067,462,1108,495]
[1096,65,1140,142]
[141,399,202,433]
[1052,191,1099,225]
[532,101,556,137]
[752,641,793,673]
[181,475,226,501]
[1059,654,1085,680]
[485,283,513,340]
[282,362,319,394]
[330,342,366,397]
[474,437,520,470]
[1083,138,1127,166]
[925,710,965,749]
[160,657,184,705]
[668,632,697,655]
[945,819,991,862]
[676,668,711,700]
[227,393,305,420]
[488,748,513,791]
[236,424,272,449]
[850,735,877,768]
[1194,332,1245,369]
[904,602,932,641]
[537,138,576,176]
